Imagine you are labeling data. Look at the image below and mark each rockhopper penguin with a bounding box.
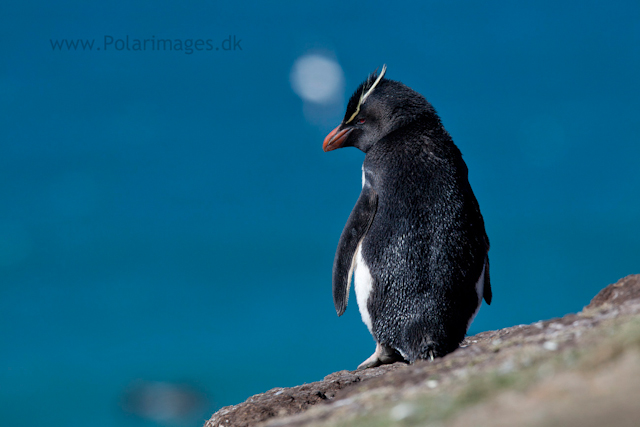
[323,65,491,369]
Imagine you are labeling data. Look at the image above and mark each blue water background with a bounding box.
[1,1,639,426]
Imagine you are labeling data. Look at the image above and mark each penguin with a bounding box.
[323,65,491,369]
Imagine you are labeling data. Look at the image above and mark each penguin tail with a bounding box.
[402,317,462,362]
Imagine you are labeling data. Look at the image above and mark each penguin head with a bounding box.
[323,65,432,153]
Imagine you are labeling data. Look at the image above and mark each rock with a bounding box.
[205,275,640,427]
[587,274,640,309]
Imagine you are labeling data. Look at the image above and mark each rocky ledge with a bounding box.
[206,275,640,427]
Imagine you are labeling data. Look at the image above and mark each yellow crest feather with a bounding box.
[345,64,387,124]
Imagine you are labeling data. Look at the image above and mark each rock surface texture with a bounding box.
[206,275,640,427]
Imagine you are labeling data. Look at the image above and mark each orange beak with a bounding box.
[322,125,352,152]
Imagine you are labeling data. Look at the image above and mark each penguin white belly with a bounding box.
[466,262,486,331]
[353,243,374,333]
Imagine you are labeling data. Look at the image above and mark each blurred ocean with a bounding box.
[1,1,639,426]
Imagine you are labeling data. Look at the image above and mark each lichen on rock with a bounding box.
[205,275,640,427]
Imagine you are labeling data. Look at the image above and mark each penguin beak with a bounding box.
[323,125,353,152]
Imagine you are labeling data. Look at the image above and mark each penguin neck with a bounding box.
[359,110,444,154]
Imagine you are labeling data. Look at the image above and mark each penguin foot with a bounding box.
[357,343,405,370]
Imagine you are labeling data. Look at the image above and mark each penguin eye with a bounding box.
[357,118,366,124]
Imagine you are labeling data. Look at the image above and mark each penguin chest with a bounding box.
[353,243,374,333]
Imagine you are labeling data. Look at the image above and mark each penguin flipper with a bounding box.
[332,184,378,316]
[483,257,492,305]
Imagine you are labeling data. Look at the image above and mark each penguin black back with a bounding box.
[323,66,491,368]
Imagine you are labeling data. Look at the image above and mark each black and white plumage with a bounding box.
[323,65,491,369]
